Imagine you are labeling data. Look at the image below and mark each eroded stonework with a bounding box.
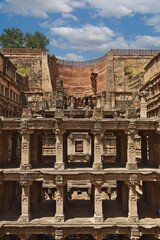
[0,48,159,240]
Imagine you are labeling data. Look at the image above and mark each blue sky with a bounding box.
[1,0,160,60]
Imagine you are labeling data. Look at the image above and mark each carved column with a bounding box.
[19,181,32,222]
[20,130,34,170]
[55,129,66,170]
[126,122,138,170]
[92,122,104,170]
[92,181,103,223]
[55,175,66,222]
[128,175,138,222]
[139,91,149,118]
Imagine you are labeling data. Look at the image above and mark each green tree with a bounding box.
[0,27,24,48]
[25,31,50,51]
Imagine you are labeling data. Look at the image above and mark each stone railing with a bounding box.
[112,49,160,55]
[0,48,42,55]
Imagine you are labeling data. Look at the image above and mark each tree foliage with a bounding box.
[25,31,50,51]
[0,28,50,51]
[0,27,24,48]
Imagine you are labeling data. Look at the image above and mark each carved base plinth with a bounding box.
[55,214,64,223]
[93,163,103,170]
[54,162,65,170]
[19,214,31,223]
[128,215,139,222]
[94,214,103,223]
[20,164,32,170]
[126,163,138,170]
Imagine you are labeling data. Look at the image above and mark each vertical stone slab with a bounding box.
[92,121,104,170]
[106,50,114,110]
[42,51,52,92]
[19,181,32,222]
[126,121,138,170]
[55,175,66,222]
[20,132,33,170]
[128,175,138,222]
[139,91,149,118]
[55,129,66,170]
[92,181,103,223]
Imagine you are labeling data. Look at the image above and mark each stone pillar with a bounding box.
[106,50,114,110]
[55,130,66,170]
[92,122,104,170]
[92,181,103,223]
[19,182,32,222]
[126,122,138,170]
[128,175,138,222]
[20,130,34,170]
[139,91,149,118]
[55,175,66,222]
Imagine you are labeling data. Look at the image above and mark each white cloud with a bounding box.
[50,24,118,52]
[62,13,78,21]
[56,53,84,61]
[39,19,67,28]
[0,0,81,18]
[2,0,160,19]
[145,15,160,32]
[130,35,160,49]
[50,24,160,53]
[85,0,160,18]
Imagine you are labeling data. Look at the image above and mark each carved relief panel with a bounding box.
[67,132,91,162]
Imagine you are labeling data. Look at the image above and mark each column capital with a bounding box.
[19,181,32,187]
[20,130,34,135]
[55,129,66,135]
[139,90,149,98]
[125,129,138,136]
[130,227,140,240]
[55,175,66,186]
[19,173,31,186]
[125,174,138,186]
[91,180,104,186]
[55,229,64,240]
